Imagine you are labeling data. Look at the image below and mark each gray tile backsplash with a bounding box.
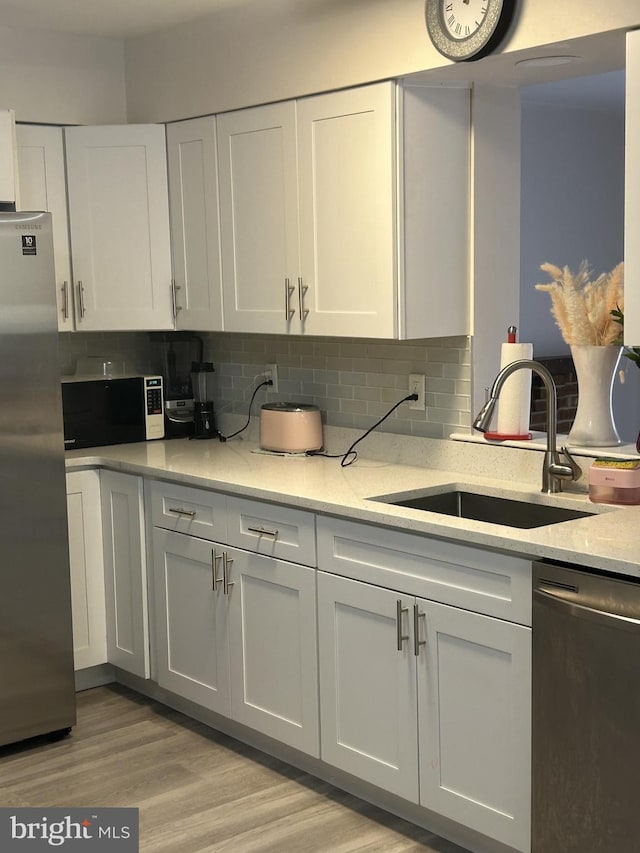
[58,332,471,439]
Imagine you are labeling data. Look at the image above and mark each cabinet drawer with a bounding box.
[226,496,316,567]
[150,480,227,541]
[317,517,531,625]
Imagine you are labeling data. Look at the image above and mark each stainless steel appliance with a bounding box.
[0,211,76,746]
[532,560,640,852]
[61,375,164,449]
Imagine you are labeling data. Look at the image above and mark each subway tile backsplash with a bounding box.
[58,332,471,439]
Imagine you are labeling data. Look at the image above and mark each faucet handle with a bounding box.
[559,445,582,481]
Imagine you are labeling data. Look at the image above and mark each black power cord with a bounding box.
[218,379,273,442]
[310,393,418,467]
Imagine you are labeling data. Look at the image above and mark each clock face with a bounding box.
[441,0,489,41]
[425,0,516,62]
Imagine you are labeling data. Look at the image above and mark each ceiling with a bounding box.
[0,0,247,39]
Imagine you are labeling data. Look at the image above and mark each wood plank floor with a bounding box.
[0,684,470,853]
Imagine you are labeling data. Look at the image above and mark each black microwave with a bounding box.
[61,375,164,450]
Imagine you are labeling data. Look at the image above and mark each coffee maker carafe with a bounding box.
[191,361,217,439]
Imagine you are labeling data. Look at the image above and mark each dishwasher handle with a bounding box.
[534,586,640,633]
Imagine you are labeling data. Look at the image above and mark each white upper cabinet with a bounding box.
[217,101,299,334]
[166,116,223,331]
[296,84,396,337]
[16,124,75,331]
[217,82,470,339]
[0,109,19,205]
[65,124,173,331]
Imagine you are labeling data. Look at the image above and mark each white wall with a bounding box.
[124,0,640,123]
[0,27,127,124]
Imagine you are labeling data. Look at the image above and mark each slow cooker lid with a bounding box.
[261,402,320,413]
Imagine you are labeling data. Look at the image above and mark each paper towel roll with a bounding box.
[496,342,534,437]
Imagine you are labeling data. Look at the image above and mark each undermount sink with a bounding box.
[372,488,596,529]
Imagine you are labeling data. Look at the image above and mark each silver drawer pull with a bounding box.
[247,525,279,539]
[168,507,197,518]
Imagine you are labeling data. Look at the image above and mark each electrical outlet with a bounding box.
[409,373,426,410]
[264,363,278,393]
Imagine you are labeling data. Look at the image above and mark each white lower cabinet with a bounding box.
[228,544,319,756]
[152,521,319,756]
[153,528,231,715]
[318,573,419,802]
[317,552,531,853]
[66,470,107,670]
[417,597,531,853]
[136,478,532,851]
[101,471,150,679]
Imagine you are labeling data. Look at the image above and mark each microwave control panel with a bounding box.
[144,376,165,440]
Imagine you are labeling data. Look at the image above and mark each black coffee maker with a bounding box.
[191,361,217,439]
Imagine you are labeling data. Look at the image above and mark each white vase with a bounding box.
[567,345,622,447]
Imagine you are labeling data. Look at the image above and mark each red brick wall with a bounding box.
[530,356,577,435]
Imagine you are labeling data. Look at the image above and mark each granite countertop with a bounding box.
[65,437,640,578]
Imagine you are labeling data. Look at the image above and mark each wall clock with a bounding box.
[425,0,516,62]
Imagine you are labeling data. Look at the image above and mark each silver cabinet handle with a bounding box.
[170,280,182,322]
[284,278,295,320]
[396,599,409,651]
[247,525,279,539]
[61,281,69,320]
[167,507,197,518]
[298,276,309,321]
[77,281,86,319]
[223,551,234,595]
[413,605,426,656]
[212,549,223,591]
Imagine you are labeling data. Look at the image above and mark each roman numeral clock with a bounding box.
[425,0,516,61]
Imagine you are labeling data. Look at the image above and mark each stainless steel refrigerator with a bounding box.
[0,211,76,747]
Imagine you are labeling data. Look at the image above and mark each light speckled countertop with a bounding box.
[65,437,640,578]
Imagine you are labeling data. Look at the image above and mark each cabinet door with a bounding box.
[297,84,396,338]
[228,547,319,756]
[317,571,419,802]
[16,124,74,331]
[217,101,300,334]
[153,528,230,716]
[66,470,107,670]
[65,124,173,331]
[101,471,150,678]
[417,598,531,853]
[167,116,223,331]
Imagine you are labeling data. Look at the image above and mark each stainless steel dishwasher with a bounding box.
[532,560,640,853]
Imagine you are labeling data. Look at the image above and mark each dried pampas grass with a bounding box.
[535,260,624,346]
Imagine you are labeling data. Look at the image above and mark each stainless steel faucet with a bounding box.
[473,358,581,494]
